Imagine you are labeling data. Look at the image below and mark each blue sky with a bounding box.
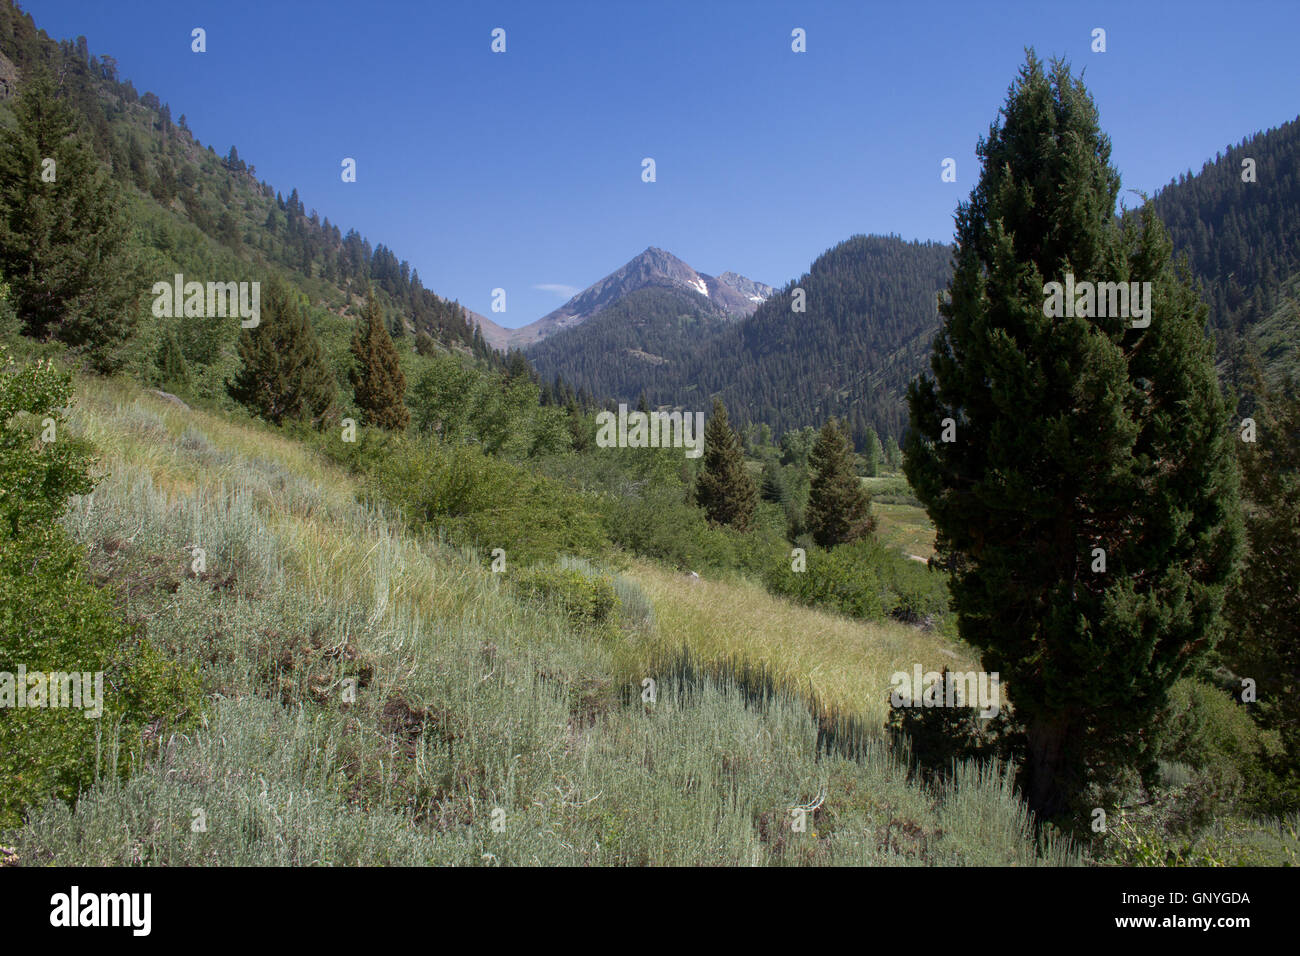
[25,0,1300,327]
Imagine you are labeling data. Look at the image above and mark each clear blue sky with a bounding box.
[25,0,1300,327]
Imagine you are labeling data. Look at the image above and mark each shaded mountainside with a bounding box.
[527,284,734,400]
[506,246,773,348]
[1152,115,1300,341]
[531,234,954,446]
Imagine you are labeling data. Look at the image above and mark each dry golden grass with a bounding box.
[626,559,976,725]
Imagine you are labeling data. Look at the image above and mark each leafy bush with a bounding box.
[0,349,202,828]
[766,540,887,620]
[513,562,620,631]
[765,537,950,624]
[1147,677,1274,825]
[313,428,607,565]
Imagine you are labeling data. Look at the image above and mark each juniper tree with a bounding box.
[227,277,335,425]
[696,397,757,531]
[0,71,139,369]
[904,54,1242,822]
[350,288,409,431]
[806,418,874,547]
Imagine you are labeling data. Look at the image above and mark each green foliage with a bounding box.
[861,426,883,477]
[1222,367,1300,812]
[1148,678,1272,827]
[226,276,336,425]
[156,330,190,391]
[1098,808,1300,867]
[409,352,477,440]
[0,71,140,370]
[0,349,201,828]
[905,54,1243,822]
[765,538,950,625]
[695,397,757,531]
[350,288,409,431]
[805,418,874,547]
[512,561,620,632]
[322,429,607,566]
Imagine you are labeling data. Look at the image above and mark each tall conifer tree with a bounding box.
[806,418,874,547]
[696,397,757,531]
[227,277,335,425]
[350,287,409,431]
[0,71,139,369]
[905,54,1242,820]
[1223,367,1300,808]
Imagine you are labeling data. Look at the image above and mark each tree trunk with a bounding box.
[1024,714,1073,821]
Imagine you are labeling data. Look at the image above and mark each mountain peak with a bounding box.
[502,247,775,348]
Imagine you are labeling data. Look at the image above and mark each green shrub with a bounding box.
[766,540,887,620]
[1147,677,1273,826]
[513,562,620,631]
[313,428,608,565]
[765,537,951,625]
[0,348,202,828]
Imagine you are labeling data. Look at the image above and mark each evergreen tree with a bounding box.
[413,330,437,357]
[863,426,883,477]
[157,330,190,391]
[806,418,874,547]
[759,459,789,505]
[0,71,139,369]
[350,287,409,431]
[227,277,335,425]
[1222,366,1300,809]
[695,397,757,531]
[905,54,1242,821]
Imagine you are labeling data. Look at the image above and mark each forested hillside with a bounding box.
[0,1,495,376]
[1152,117,1300,340]
[527,285,733,402]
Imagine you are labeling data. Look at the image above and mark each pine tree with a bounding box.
[905,54,1242,821]
[695,397,757,531]
[0,71,139,369]
[806,418,874,547]
[350,287,409,431]
[227,277,335,425]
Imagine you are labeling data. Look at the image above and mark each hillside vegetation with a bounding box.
[5,370,1085,866]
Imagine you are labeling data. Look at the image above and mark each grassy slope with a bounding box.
[628,561,971,723]
[4,373,1078,866]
